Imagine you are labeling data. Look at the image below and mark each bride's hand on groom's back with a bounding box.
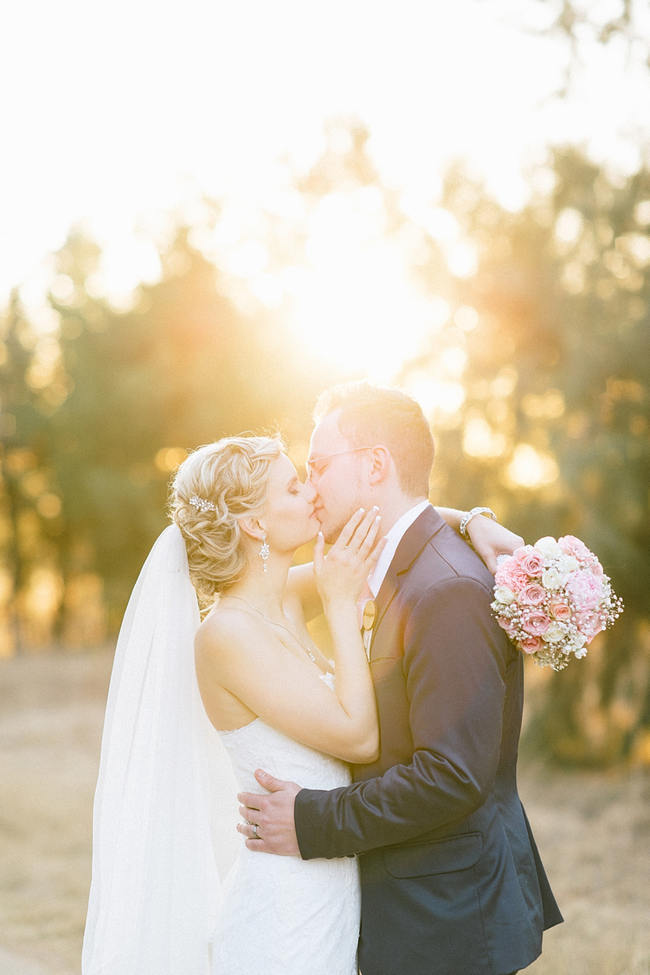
[314,507,385,606]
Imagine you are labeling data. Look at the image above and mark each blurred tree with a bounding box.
[0,294,38,652]
[520,0,648,96]
[46,225,332,633]
[399,149,649,764]
[0,292,66,651]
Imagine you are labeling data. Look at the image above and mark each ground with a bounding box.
[0,650,648,975]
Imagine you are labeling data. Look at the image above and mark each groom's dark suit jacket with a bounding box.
[295,506,562,975]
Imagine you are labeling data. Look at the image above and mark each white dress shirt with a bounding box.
[367,499,432,598]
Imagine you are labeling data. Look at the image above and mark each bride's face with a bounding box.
[262,453,319,552]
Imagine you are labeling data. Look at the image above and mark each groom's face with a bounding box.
[307,410,370,544]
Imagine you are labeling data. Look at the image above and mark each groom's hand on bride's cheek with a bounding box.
[237,770,301,857]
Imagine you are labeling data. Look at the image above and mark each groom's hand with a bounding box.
[237,769,301,856]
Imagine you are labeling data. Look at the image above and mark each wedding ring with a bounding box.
[252,823,259,839]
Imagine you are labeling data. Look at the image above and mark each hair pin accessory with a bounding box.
[189,494,216,513]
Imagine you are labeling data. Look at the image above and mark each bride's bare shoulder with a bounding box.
[195,605,265,666]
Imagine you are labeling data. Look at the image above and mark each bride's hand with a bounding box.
[314,507,384,606]
[466,516,524,574]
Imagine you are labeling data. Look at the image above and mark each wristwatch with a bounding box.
[459,506,497,539]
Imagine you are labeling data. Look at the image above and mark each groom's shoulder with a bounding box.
[415,520,495,596]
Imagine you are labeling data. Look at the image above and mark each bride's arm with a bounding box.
[196,610,377,763]
[196,510,381,764]
[288,507,524,620]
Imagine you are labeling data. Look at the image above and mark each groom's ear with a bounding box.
[367,445,392,485]
[238,515,267,542]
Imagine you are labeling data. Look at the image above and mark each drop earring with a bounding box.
[259,536,270,573]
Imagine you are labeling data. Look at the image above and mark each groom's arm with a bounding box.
[294,576,513,859]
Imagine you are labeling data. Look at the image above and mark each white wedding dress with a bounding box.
[211,673,360,975]
[83,528,360,975]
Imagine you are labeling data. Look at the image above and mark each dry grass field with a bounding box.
[1,649,648,975]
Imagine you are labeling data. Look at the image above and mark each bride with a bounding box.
[82,434,511,975]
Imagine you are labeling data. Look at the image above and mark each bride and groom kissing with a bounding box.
[83,382,562,975]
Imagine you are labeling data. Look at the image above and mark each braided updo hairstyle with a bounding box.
[170,436,283,609]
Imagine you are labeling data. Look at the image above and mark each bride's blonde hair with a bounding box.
[170,435,283,608]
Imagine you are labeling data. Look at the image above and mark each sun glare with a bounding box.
[403,373,466,421]
[506,443,559,489]
[282,189,452,381]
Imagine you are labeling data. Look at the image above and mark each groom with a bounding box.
[239,383,562,975]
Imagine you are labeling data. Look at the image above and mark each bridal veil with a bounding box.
[82,524,239,974]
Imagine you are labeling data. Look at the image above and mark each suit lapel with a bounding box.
[369,505,447,657]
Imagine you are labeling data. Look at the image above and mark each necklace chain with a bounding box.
[224,595,319,665]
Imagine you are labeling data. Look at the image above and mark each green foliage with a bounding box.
[403,149,649,765]
[1,224,336,638]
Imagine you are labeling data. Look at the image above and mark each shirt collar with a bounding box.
[368,499,431,598]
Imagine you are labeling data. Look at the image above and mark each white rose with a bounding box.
[542,566,565,590]
[542,622,565,643]
[494,586,515,605]
[557,555,579,574]
[573,633,587,648]
[535,536,563,558]
[564,639,586,661]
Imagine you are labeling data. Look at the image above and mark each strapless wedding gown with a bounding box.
[210,674,360,974]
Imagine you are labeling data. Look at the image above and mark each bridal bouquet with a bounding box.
[491,536,623,671]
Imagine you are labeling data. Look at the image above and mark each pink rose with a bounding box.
[575,611,603,642]
[514,545,545,579]
[520,635,543,654]
[519,583,546,606]
[495,559,529,593]
[587,557,604,578]
[497,617,517,639]
[521,609,551,636]
[566,569,605,611]
[549,599,571,622]
[558,535,592,562]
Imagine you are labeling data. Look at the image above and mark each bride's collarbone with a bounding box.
[200,610,332,732]
[274,626,330,673]
[221,599,330,674]
[257,617,330,675]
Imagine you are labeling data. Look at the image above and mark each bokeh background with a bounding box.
[1,1,648,972]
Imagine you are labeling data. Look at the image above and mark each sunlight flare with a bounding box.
[283,190,452,381]
[506,444,559,489]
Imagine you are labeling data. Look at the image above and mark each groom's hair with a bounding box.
[313,382,434,496]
